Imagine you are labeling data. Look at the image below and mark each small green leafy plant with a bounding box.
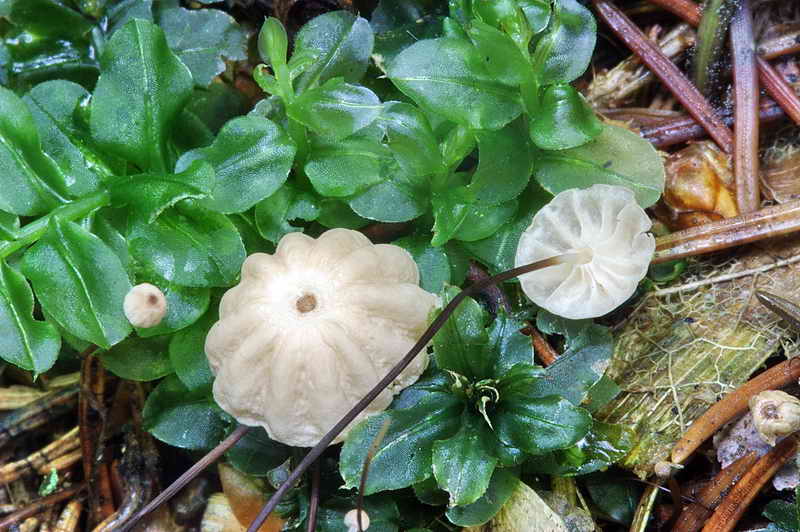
[0,0,665,529]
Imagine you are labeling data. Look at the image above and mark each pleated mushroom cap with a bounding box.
[514,184,655,320]
[206,228,438,447]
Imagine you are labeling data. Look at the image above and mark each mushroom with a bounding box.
[749,390,800,446]
[344,509,370,532]
[514,184,655,320]
[205,229,439,447]
[123,283,167,328]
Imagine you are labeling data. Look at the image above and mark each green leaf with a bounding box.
[22,218,132,349]
[532,0,596,84]
[381,101,444,176]
[169,309,215,391]
[458,183,550,274]
[348,162,428,223]
[469,118,533,205]
[413,476,450,506]
[340,392,463,493]
[530,83,601,150]
[91,19,193,173]
[388,37,522,130]
[135,280,209,339]
[445,468,519,526]
[99,335,173,381]
[24,80,109,198]
[0,86,63,215]
[520,0,552,33]
[453,199,518,242]
[433,286,491,380]
[0,211,19,241]
[584,473,641,525]
[0,261,60,375]
[109,160,215,223]
[289,79,382,141]
[526,421,635,476]
[128,200,245,287]
[106,0,154,35]
[396,235,452,293]
[8,0,93,40]
[226,427,290,477]
[294,11,374,91]
[432,414,497,506]
[533,123,665,207]
[254,184,320,243]
[371,1,445,70]
[317,199,369,229]
[142,374,228,450]
[157,6,247,87]
[489,311,532,377]
[305,136,391,197]
[176,116,296,213]
[431,191,469,247]
[466,20,530,86]
[258,17,288,66]
[495,364,592,454]
[531,322,613,405]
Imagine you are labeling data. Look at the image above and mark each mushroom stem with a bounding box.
[243,255,570,532]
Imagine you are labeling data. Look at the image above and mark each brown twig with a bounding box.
[652,198,800,263]
[673,452,759,532]
[594,0,734,152]
[118,424,250,532]
[671,358,800,464]
[758,30,800,60]
[702,436,799,532]
[306,461,321,532]
[52,500,83,532]
[0,426,80,484]
[756,291,800,331]
[730,0,760,213]
[647,0,800,125]
[0,385,78,449]
[0,484,85,528]
[78,347,114,525]
[635,101,785,148]
[530,328,559,366]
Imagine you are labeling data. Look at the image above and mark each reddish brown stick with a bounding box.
[672,358,800,464]
[730,0,760,213]
[758,31,800,60]
[673,452,759,532]
[702,436,799,532]
[647,0,800,125]
[0,485,84,528]
[530,328,559,366]
[653,198,800,263]
[594,0,734,152]
[637,101,784,148]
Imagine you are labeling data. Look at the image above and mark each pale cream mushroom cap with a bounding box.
[749,390,800,446]
[514,184,655,320]
[205,228,438,448]
[123,283,167,328]
[344,509,370,531]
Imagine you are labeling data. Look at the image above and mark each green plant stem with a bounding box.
[692,0,733,95]
[0,190,110,259]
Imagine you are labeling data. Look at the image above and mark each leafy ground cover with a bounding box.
[0,0,799,531]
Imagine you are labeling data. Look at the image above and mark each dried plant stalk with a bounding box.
[673,452,759,532]
[0,386,48,410]
[653,199,800,263]
[672,358,800,464]
[731,0,760,213]
[702,436,799,532]
[758,29,800,60]
[647,0,800,124]
[53,500,82,532]
[594,0,734,152]
[0,427,80,484]
[0,386,78,449]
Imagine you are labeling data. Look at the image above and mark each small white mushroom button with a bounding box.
[123,283,167,328]
[344,509,370,532]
